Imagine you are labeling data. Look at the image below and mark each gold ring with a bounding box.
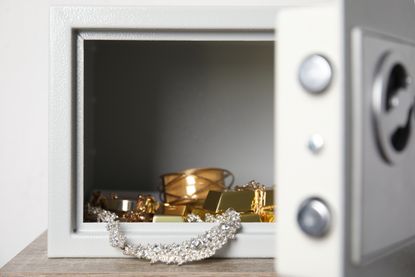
[104,199,136,212]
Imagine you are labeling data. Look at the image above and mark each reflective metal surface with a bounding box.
[298,198,331,238]
[299,54,333,94]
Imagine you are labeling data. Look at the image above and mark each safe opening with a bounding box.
[83,40,274,222]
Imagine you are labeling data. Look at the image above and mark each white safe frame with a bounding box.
[49,5,281,259]
[49,1,415,276]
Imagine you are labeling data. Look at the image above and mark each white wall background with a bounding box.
[0,0,49,267]
[0,0,145,267]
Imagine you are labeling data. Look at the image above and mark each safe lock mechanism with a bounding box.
[372,52,415,164]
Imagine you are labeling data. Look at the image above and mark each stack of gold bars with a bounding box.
[86,168,275,223]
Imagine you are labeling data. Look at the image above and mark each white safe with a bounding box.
[49,0,415,276]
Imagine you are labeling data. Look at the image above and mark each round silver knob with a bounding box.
[297,198,331,238]
[299,54,333,94]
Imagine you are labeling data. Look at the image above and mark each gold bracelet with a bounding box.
[160,167,234,206]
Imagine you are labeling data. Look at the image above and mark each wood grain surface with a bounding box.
[0,232,276,277]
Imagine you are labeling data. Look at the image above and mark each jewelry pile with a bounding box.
[85,168,275,265]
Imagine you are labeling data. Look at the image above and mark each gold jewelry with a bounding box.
[160,168,234,206]
[204,180,276,223]
[136,194,159,214]
[89,191,107,208]
[88,205,241,265]
[89,193,159,222]
[235,180,275,222]
[105,199,136,212]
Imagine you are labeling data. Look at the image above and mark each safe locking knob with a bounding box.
[297,198,331,238]
[298,54,333,94]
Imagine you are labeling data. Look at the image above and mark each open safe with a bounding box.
[49,0,415,276]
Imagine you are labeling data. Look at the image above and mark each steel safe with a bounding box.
[49,0,415,276]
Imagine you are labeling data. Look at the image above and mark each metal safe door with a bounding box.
[275,5,346,277]
[351,30,415,265]
[276,3,415,277]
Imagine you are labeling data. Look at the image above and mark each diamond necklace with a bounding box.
[88,205,242,265]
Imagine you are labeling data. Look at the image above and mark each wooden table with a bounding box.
[0,232,276,276]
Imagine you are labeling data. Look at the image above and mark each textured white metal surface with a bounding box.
[49,5,284,258]
[275,5,345,277]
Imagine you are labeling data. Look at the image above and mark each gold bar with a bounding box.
[240,212,262,222]
[152,215,185,223]
[160,204,190,216]
[203,190,256,213]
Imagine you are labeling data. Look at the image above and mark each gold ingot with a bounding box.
[203,190,256,213]
[240,212,262,222]
[159,204,190,216]
[161,168,234,206]
[152,215,185,223]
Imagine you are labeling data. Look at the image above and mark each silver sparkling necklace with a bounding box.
[88,205,242,265]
